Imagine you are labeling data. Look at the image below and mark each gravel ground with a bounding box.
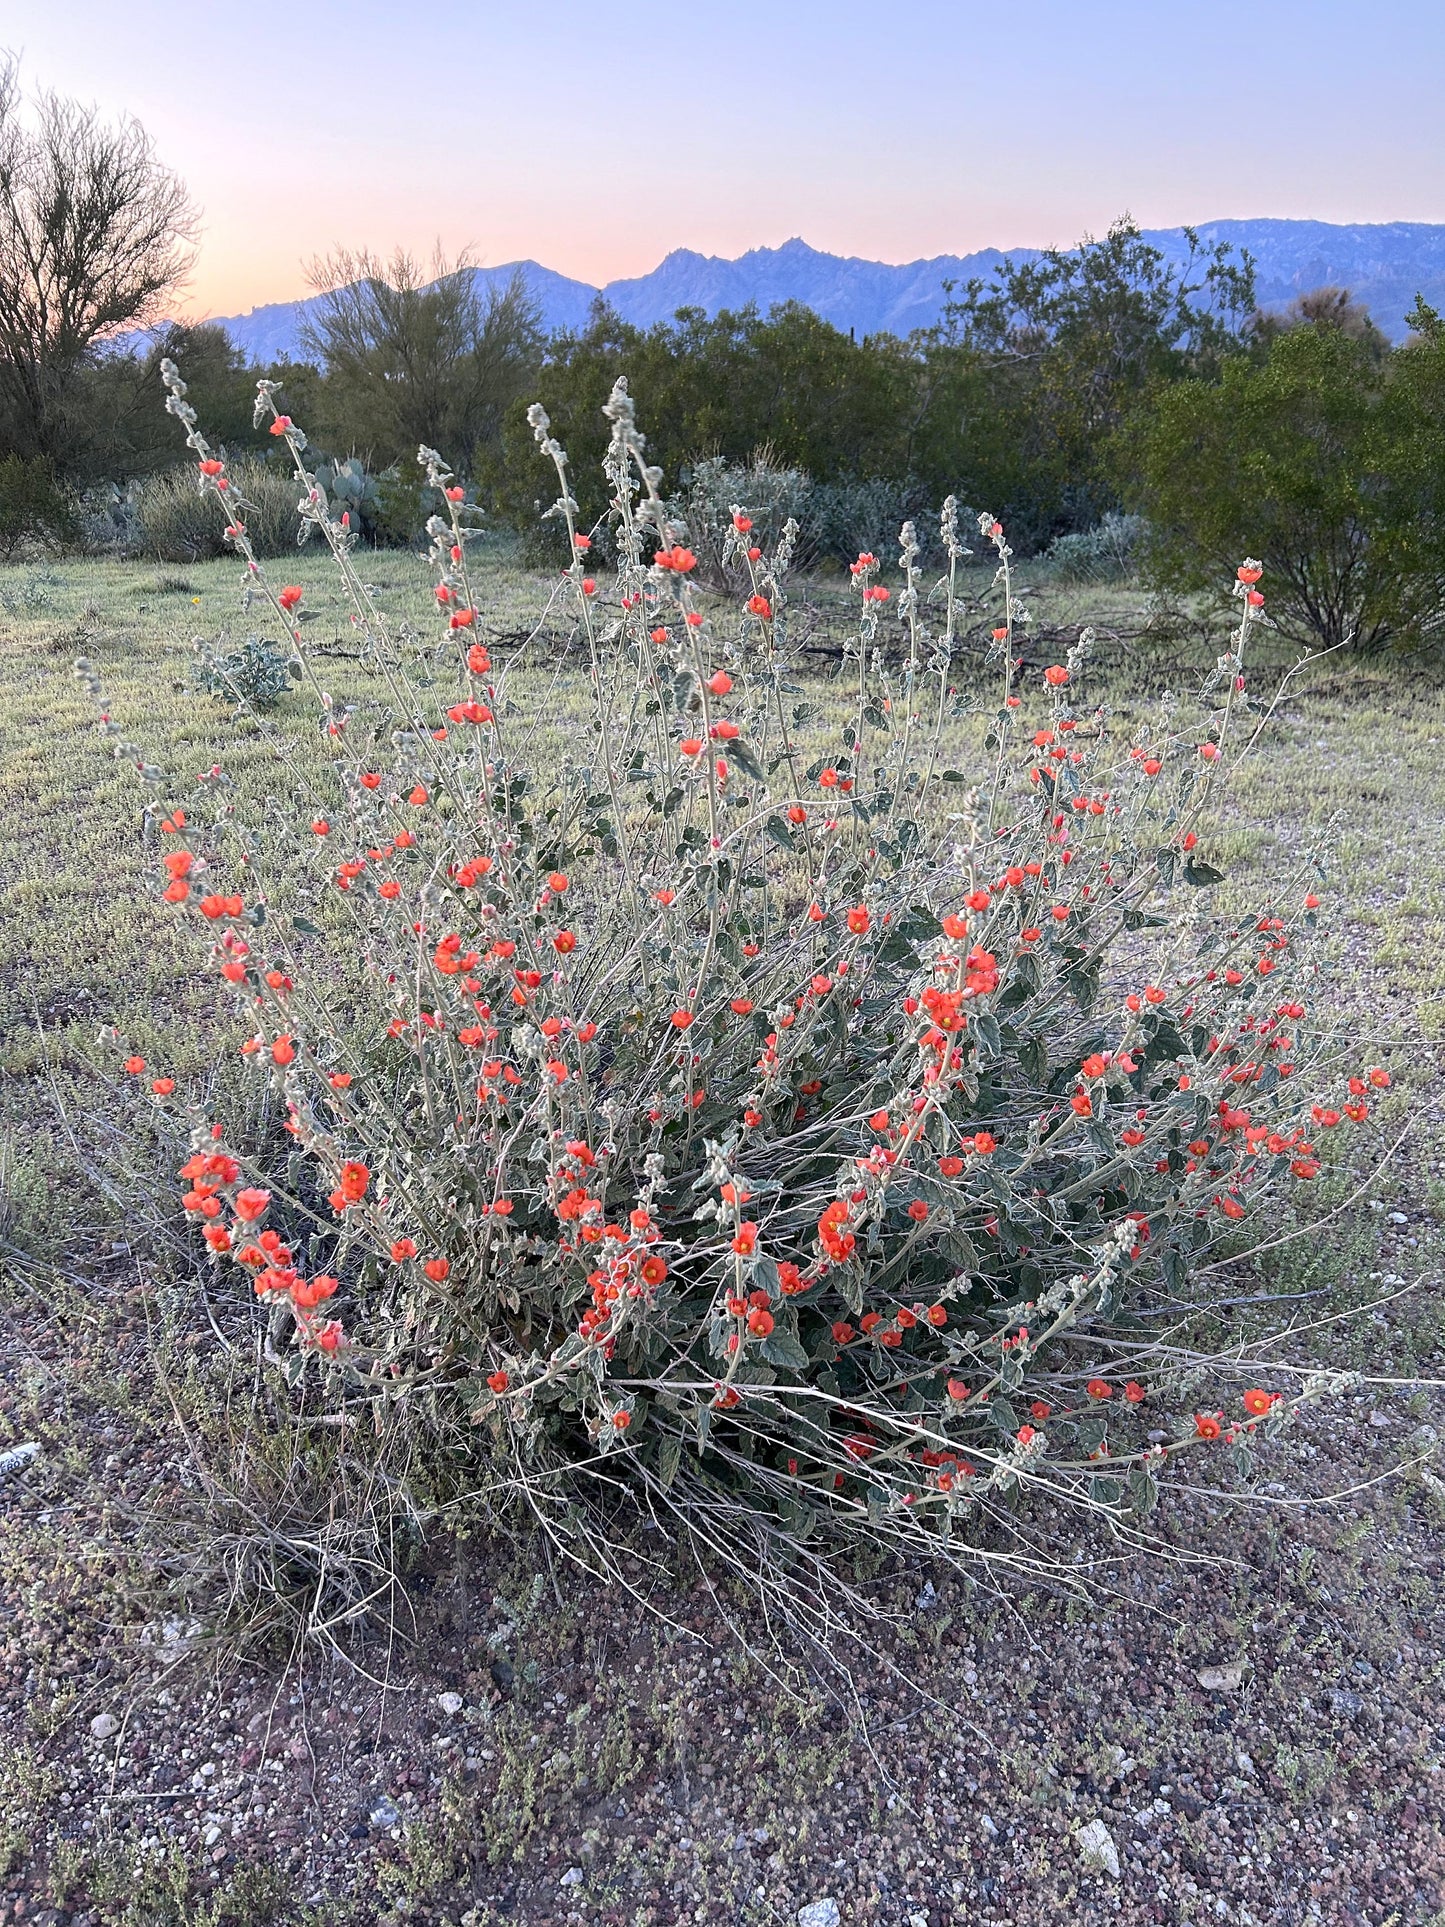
[2,1280,1443,1926]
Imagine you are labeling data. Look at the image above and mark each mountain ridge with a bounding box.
[162,221,1445,362]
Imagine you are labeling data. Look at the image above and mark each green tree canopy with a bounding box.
[1127,306,1445,652]
[915,220,1256,549]
[299,249,545,475]
[488,301,919,537]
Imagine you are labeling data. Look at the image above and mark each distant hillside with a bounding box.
[168,222,1445,363]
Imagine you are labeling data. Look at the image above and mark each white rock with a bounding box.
[798,1904,840,1927]
[437,1691,464,1716]
[89,1714,121,1740]
[1076,1818,1120,1878]
[798,1903,841,1927]
[560,1867,584,1888]
[1197,1659,1246,1691]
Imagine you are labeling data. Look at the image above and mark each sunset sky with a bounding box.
[9,0,1444,318]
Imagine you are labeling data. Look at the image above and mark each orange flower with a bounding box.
[424,1257,450,1282]
[670,1009,694,1029]
[124,1056,145,1075]
[487,1370,510,1393]
[338,1160,370,1202]
[1194,1412,1223,1441]
[846,905,870,935]
[277,586,302,611]
[1044,665,1069,686]
[1242,1388,1274,1416]
[1124,1380,1146,1402]
[234,1187,271,1223]
[271,1036,295,1067]
[1086,1378,1112,1400]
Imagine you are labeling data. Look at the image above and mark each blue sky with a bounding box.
[9,0,1444,314]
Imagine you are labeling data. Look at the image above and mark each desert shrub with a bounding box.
[1044,511,1145,584]
[809,476,937,570]
[135,457,301,561]
[673,459,945,582]
[1129,317,1445,652]
[0,453,77,556]
[370,461,431,548]
[190,631,298,710]
[77,360,1384,1606]
[670,453,814,584]
[0,566,57,613]
[76,479,144,553]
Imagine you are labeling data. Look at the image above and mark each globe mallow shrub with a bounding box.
[76,359,1380,1570]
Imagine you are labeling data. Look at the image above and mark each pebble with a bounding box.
[1076,1818,1121,1878]
[797,1902,841,1927]
[368,1797,401,1830]
[89,1714,120,1740]
[1197,1659,1246,1691]
[560,1866,584,1888]
[436,1690,464,1716]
